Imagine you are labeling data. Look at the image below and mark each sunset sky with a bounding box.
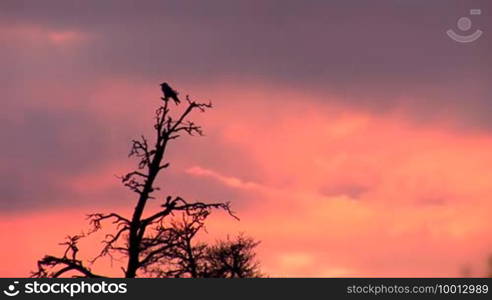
[1,0,491,277]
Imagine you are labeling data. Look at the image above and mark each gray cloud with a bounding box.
[0,108,113,211]
[1,1,490,124]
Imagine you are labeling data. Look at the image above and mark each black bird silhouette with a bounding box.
[160,82,180,104]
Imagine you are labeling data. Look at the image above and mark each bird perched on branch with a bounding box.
[160,82,181,104]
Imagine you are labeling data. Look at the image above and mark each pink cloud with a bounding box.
[0,24,88,46]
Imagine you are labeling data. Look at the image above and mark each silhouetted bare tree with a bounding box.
[148,232,261,278]
[33,84,261,278]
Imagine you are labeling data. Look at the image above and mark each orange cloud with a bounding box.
[182,85,492,276]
